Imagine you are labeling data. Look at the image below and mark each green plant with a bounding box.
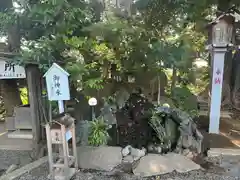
[149,105,180,150]
[149,112,165,143]
[172,86,199,117]
[88,116,110,146]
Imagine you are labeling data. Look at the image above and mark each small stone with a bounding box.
[153,146,162,154]
[182,149,190,156]
[185,152,194,160]
[122,155,134,163]
[47,174,53,179]
[122,145,131,157]
[130,147,146,161]
[147,144,154,152]
[182,149,195,159]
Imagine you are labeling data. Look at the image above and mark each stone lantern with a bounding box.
[209,14,235,47]
[207,14,235,134]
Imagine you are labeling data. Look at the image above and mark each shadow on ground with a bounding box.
[197,116,240,149]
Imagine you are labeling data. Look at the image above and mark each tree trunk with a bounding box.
[171,66,177,95]
[216,0,240,110]
[217,0,240,110]
[91,0,105,21]
[157,74,160,105]
[231,50,240,109]
[222,51,232,107]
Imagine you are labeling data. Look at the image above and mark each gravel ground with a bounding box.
[14,166,240,180]
[0,150,33,170]
[13,160,240,180]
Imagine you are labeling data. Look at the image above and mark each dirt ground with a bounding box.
[197,116,240,149]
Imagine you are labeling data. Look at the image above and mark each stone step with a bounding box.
[199,105,208,108]
[199,107,208,110]
[222,118,240,131]
[7,130,33,140]
[199,104,208,107]
[208,148,240,157]
[199,111,232,119]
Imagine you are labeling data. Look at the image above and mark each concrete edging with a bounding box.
[208,148,240,157]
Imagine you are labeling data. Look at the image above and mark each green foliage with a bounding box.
[7,0,94,70]
[0,0,227,103]
[19,88,28,105]
[88,116,110,146]
[149,105,203,153]
[149,112,166,143]
[172,86,198,116]
[0,11,16,36]
[149,105,179,148]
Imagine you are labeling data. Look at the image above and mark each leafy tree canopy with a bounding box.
[0,0,238,103]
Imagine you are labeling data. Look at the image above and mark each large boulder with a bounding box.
[133,153,200,177]
[77,146,122,171]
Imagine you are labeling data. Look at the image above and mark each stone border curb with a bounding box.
[0,156,48,180]
[208,148,240,157]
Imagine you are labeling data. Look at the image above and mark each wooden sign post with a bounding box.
[44,65,78,180]
[44,63,70,113]
[45,115,78,180]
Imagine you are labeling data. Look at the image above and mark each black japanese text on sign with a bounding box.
[53,75,61,96]
[5,62,15,72]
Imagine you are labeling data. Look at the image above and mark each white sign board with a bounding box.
[209,49,225,134]
[0,60,26,79]
[44,63,70,101]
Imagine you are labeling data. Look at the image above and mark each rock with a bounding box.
[133,154,174,177]
[122,146,146,161]
[77,146,122,171]
[76,120,90,145]
[5,164,18,174]
[182,136,192,148]
[182,149,190,156]
[153,146,162,154]
[182,149,194,159]
[130,147,146,161]
[165,153,201,173]
[122,155,134,163]
[147,144,154,152]
[185,152,194,159]
[122,145,131,157]
[133,153,201,177]
[148,144,162,154]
